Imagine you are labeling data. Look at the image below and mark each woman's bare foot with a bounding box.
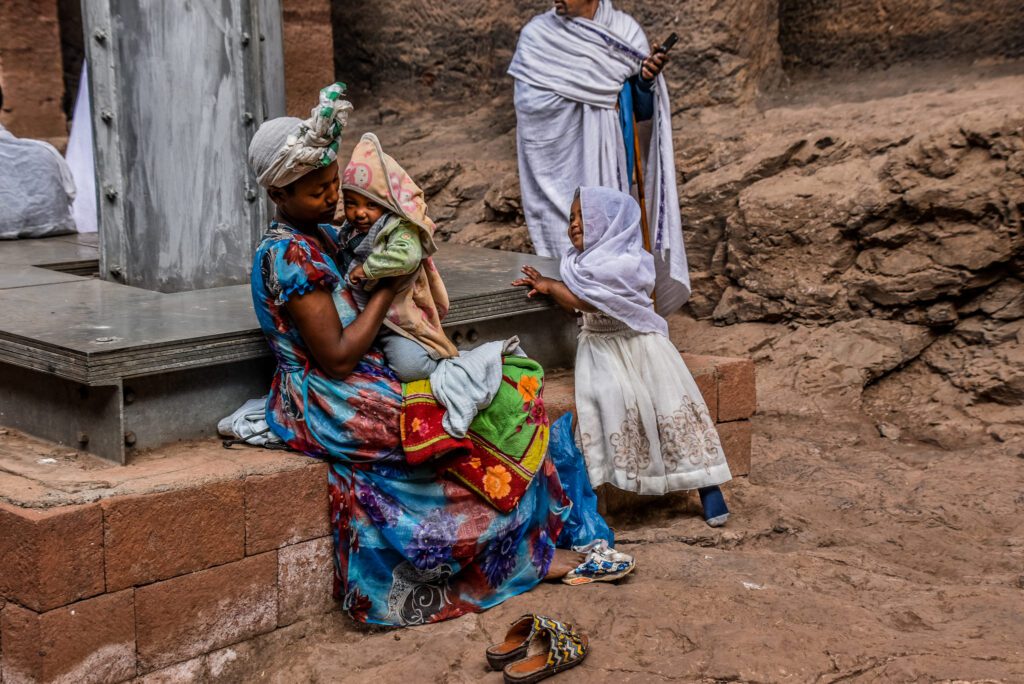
[544,549,585,580]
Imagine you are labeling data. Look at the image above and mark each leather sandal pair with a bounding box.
[486,614,589,683]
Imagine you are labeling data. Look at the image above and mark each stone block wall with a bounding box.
[0,0,68,141]
[281,0,335,116]
[0,462,335,683]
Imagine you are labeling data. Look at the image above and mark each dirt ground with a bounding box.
[199,317,1024,684]
[200,408,1024,683]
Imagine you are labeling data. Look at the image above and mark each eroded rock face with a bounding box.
[779,0,1024,70]
[338,34,1024,447]
[332,0,782,110]
[674,79,1024,442]
[681,107,1024,329]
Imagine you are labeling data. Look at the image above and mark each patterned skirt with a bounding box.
[573,313,732,495]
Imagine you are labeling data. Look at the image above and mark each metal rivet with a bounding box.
[104,186,118,201]
[452,331,464,345]
[245,189,258,202]
[93,29,108,44]
[123,388,135,405]
[241,32,251,46]
[259,33,266,42]
[100,110,113,123]
[242,111,254,125]
[109,266,123,279]
[124,431,137,447]
[467,329,479,343]
[77,432,89,445]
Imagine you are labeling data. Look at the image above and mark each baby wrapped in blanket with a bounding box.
[336,133,458,382]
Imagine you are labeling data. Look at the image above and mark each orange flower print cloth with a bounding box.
[400,356,550,513]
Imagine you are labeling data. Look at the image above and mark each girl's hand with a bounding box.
[512,265,555,298]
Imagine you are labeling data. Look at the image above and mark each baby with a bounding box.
[336,133,458,382]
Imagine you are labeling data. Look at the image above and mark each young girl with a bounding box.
[336,133,458,382]
[513,186,731,526]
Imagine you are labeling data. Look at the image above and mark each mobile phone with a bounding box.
[656,32,679,54]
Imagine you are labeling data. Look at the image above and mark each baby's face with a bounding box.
[343,190,385,231]
[567,196,585,251]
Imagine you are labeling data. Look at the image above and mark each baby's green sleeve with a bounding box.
[362,224,424,279]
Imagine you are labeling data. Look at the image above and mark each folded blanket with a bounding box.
[401,355,549,513]
[429,336,525,438]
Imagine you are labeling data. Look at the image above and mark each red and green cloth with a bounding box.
[401,356,549,513]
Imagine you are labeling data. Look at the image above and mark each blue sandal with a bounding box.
[562,540,635,585]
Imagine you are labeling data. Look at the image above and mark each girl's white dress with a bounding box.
[574,312,732,495]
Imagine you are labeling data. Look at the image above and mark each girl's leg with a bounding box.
[698,485,729,527]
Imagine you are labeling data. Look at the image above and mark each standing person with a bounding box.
[509,0,691,314]
[514,187,731,526]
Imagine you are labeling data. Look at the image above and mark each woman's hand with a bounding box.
[512,265,556,298]
[286,281,399,380]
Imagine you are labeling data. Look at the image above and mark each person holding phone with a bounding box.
[509,0,691,316]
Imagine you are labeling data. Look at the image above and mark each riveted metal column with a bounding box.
[81,0,128,286]
[80,0,285,293]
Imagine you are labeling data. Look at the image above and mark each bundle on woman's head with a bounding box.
[559,186,668,336]
[248,82,353,189]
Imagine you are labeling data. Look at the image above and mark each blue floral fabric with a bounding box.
[251,221,571,626]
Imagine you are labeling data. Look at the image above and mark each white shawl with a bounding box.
[560,187,668,337]
[508,0,690,313]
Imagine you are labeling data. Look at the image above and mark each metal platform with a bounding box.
[0,236,576,462]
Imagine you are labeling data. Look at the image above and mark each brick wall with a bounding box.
[0,462,335,683]
[0,0,67,140]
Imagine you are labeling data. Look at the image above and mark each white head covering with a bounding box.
[559,186,668,336]
[248,82,353,188]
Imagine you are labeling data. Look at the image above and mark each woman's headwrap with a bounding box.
[559,186,668,336]
[248,82,353,188]
[341,132,437,252]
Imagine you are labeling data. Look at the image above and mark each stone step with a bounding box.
[0,350,755,680]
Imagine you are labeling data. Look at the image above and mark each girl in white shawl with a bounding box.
[513,186,731,526]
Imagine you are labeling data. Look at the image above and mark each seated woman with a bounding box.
[246,84,583,626]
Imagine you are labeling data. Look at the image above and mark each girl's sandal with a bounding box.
[502,615,589,684]
[486,614,537,670]
[562,540,636,585]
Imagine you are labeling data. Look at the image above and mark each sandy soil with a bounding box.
[198,409,1024,683]
[207,308,1024,683]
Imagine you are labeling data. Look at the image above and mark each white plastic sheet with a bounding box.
[0,123,76,239]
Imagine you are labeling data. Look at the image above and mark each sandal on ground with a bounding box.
[562,539,635,586]
[699,485,730,527]
[502,615,588,684]
[486,614,537,670]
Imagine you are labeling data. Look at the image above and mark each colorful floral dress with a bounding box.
[251,221,570,626]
